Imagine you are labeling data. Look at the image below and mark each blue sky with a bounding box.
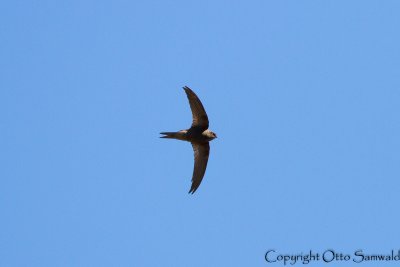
[1,1,400,266]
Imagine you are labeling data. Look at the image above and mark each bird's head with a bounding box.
[206,130,217,140]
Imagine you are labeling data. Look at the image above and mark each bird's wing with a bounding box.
[189,142,210,194]
[183,86,209,131]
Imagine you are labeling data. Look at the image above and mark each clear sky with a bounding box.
[1,1,400,266]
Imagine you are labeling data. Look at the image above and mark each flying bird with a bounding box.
[160,86,217,194]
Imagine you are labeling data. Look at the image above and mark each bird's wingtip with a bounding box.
[183,86,191,91]
[188,186,197,194]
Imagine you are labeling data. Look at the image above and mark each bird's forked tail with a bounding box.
[160,132,178,139]
[160,131,187,141]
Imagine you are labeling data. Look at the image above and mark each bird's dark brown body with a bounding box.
[161,129,215,143]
